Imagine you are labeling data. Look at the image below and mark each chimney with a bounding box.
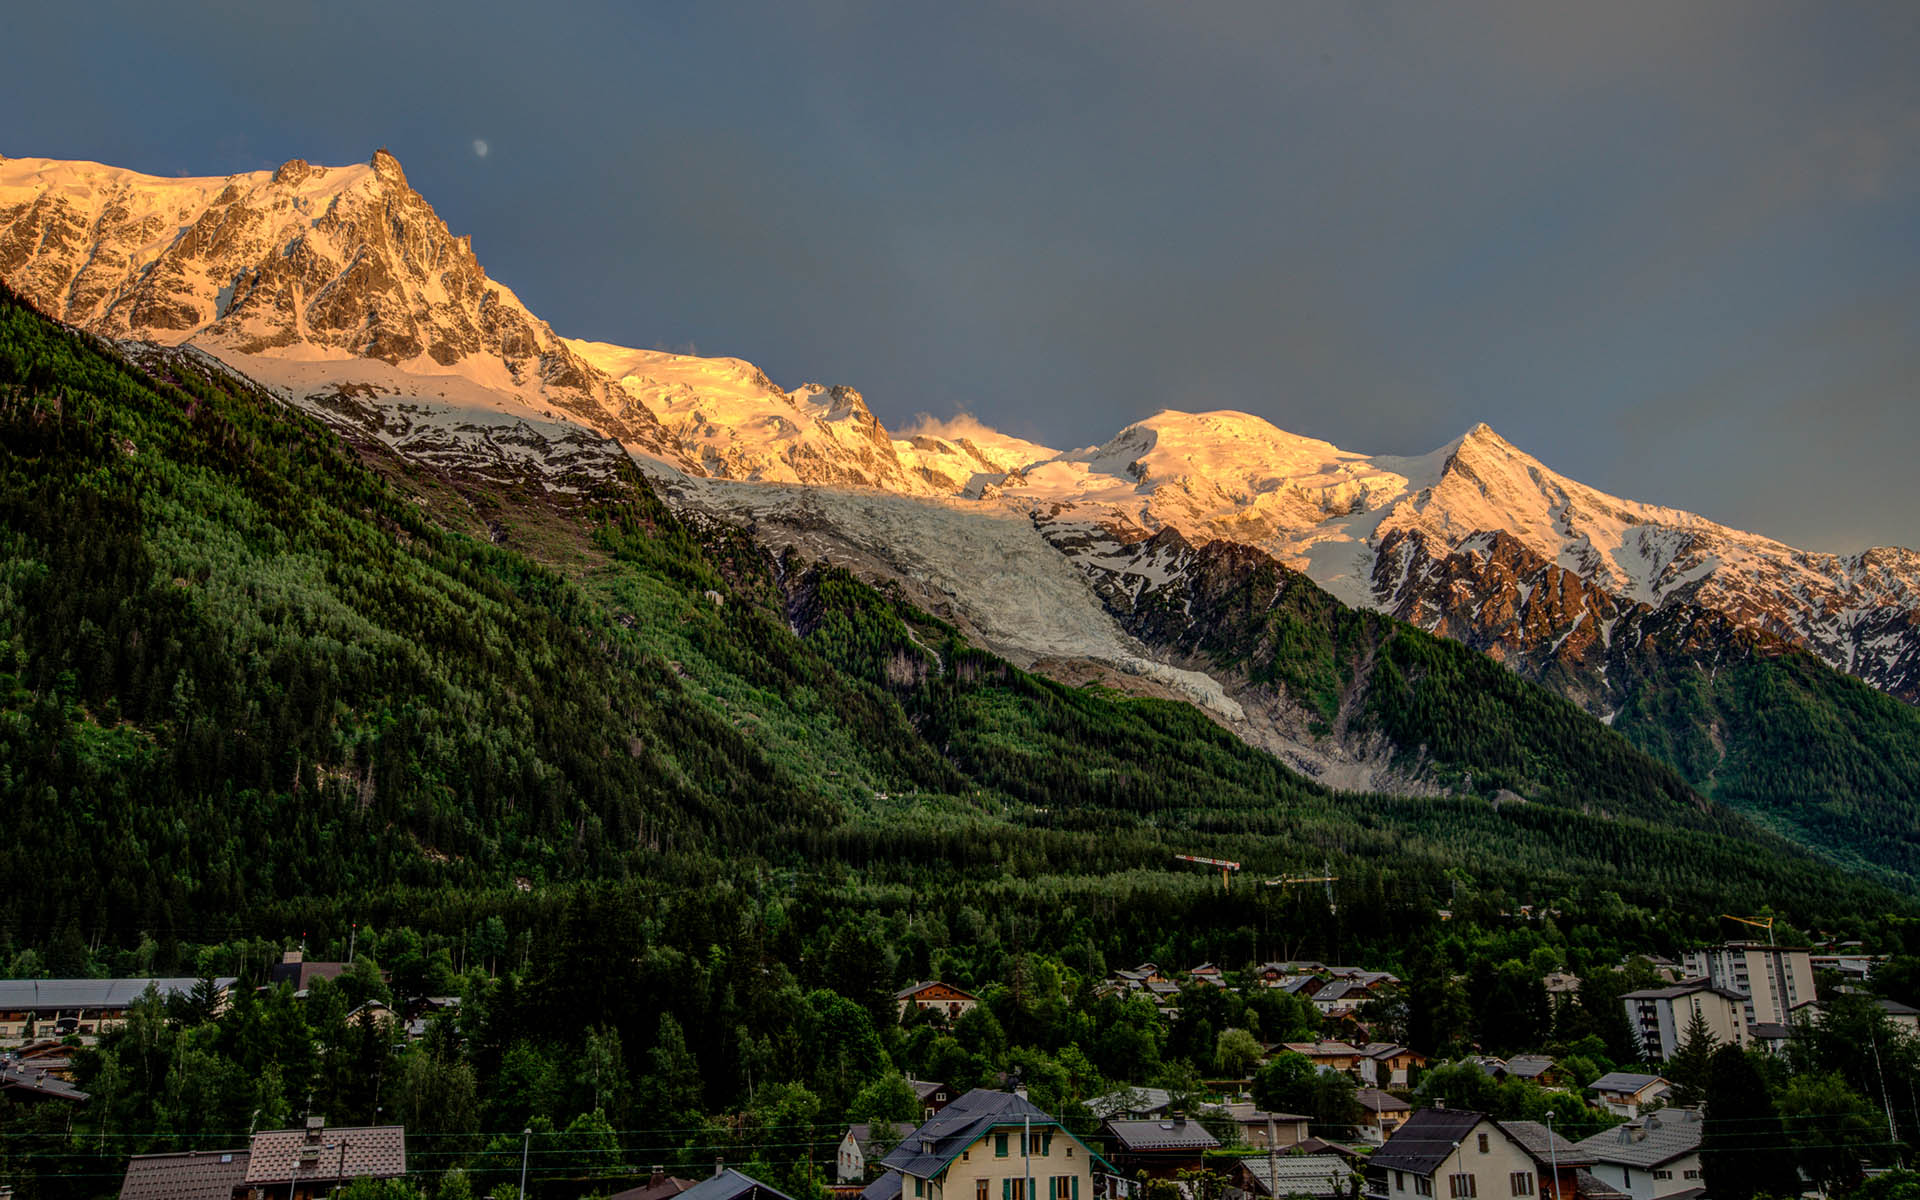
[651,1167,665,1187]
[714,1157,724,1178]
[1434,1099,1446,1110]
[305,1116,325,1145]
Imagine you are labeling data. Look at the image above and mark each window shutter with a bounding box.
[1004,1180,1011,1200]
[1072,1176,1080,1200]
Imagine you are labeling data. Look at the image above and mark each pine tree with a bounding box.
[1664,1006,1719,1107]
[1700,1044,1795,1200]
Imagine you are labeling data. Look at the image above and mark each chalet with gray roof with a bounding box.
[840,1122,908,1183]
[678,1168,800,1200]
[1357,1043,1426,1089]
[0,977,235,1041]
[1203,1101,1309,1148]
[1,1054,89,1103]
[1236,1154,1356,1199]
[896,982,981,1022]
[880,1088,1112,1200]
[1588,1073,1673,1119]
[1103,1116,1218,1178]
[1086,1087,1171,1120]
[1364,1109,1585,1200]
[1354,1089,1411,1144]
[1569,1109,1704,1200]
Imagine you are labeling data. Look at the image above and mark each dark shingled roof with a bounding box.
[678,1169,798,1200]
[120,1150,250,1200]
[1588,1072,1669,1095]
[1104,1119,1220,1152]
[1,1059,90,1101]
[244,1125,405,1184]
[1498,1120,1591,1168]
[0,978,235,1011]
[881,1089,1111,1179]
[609,1177,699,1200]
[860,1173,903,1200]
[1366,1108,1487,1175]
[1569,1111,1704,1170]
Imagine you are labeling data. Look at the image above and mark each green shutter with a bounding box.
[1003,1180,1011,1200]
[1072,1177,1079,1200]
[996,1134,1008,1158]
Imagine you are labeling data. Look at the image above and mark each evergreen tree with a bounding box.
[1664,1007,1719,1107]
[1700,1045,1794,1200]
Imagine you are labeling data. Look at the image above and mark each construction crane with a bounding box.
[1721,913,1777,945]
[1265,862,1340,913]
[1174,854,1241,891]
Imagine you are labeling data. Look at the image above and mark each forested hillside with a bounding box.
[0,279,1911,962]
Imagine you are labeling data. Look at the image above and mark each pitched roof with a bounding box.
[1367,1108,1486,1175]
[1104,1119,1220,1152]
[120,1150,251,1200]
[1,1058,90,1101]
[1498,1120,1591,1168]
[244,1125,405,1184]
[1087,1087,1172,1119]
[1207,1101,1309,1126]
[0,978,234,1010]
[1569,1111,1704,1169]
[608,1175,700,1200]
[1588,1072,1669,1096]
[1354,1089,1410,1114]
[1237,1155,1354,1198]
[846,1123,906,1157]
[859,1174,903,1200]
[881,1089,1111,1179]
[894,981,978,1002]
[679,1169,799,1200]
[908,1078,947,1101]
[1504,1055,1555,1079]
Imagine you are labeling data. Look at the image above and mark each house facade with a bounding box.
[879,1089,1111,1200]
[1587,1074,1673,1120]
[1364,1109,1586,1200]
[896,983,981,1022]
[1568,1111,1703,1200]
[0,977,235,1042]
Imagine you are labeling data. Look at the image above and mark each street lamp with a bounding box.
[519,1127,532,1200]
[1544,1111,1561,1200]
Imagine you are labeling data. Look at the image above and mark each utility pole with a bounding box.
[1265,1116,1277,1200]
[1023,1113,1033,1200]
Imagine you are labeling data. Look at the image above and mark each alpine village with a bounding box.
[6,7,1920,1200]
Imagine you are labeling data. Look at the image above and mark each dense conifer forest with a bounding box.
[6,282,1920,1199]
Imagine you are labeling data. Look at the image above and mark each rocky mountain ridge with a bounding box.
[1,150,1914,712]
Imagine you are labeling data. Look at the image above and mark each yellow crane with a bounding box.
[1720,913,1777,945]
[1265,861,1340,913]
[1173,853,1241,890]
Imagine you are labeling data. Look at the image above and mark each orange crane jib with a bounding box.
[1173,853,1242,890]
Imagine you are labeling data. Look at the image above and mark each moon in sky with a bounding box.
[472,139,489,159]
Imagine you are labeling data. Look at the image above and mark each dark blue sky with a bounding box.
[9,2,1918,551]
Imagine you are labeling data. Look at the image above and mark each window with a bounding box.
[979,1181,989,1200]
[1477,1133,1489,1154]
[1054,1176,1072,1200]
[1508,1172,1533,1196]
[1449,1175,1477,1199]
[1653,1171,1672,1181]
[915,1180,925,1198]
[1684,1170,1701,1180]
[996,1134,1009,1158]
[1414,1178,1433,1198]
[1395,1171,1406,1192]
